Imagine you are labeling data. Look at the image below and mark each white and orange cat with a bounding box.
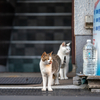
[57,42,71,80]
[40,52,61,91]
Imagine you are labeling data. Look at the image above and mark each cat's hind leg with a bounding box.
[51,74,55,85]
[64,65,69,79]
[54,72,59,85]
[59,68,64,80]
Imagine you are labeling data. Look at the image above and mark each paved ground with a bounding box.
[0,72,95,96]
[0,89,99,96]
[0,96,100,100]
[0,72,75,87]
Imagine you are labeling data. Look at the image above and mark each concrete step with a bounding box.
[11,29,72,41]
[7,43,71,56]
[0,56,41,59]
[0,85,86,89]
[0,40,71,44]
[16,2,72,13]
[87,76,100,89]
[14,13,72,16]
[0,26,71,29]
[17,0,72,3]
[13,16,71,26]
[0,13,72,16]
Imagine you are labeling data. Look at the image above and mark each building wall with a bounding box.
[74,0,97,73]
[0,1,15,72]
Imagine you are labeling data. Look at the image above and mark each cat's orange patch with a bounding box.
[45,64,52,67]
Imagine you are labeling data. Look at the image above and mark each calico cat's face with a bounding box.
[41,52,53,65]
[60,42,71,54]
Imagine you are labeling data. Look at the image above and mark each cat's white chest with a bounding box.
[40,60,52,75]
[65,55,70,64]
[57,51,70,64]
[43,65,52,74]
[62,55,69,64]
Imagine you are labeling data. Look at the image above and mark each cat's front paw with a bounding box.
[55,82,59,85]
[64,77,68,80]
[48,88,53,91]
[55,80,59,85]
[42,88,46,91]
[59,77,64,80]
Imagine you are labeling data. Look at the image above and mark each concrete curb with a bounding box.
[0,85,87,89]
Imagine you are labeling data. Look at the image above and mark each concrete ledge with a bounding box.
[87,76,100,80]
[91,89,100,92]
[0,85,87,89]
[87,76,100,89]
[88,84,100,89]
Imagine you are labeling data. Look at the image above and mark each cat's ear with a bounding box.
[62,42,66,46]
[67,42,71,46]
[49,51,53,56]
[41,52,46,58]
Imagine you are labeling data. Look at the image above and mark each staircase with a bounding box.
[7,0,72,72]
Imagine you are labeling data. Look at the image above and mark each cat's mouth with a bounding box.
[49,61,52,64]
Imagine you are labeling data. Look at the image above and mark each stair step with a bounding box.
[0,13,14,16]
[11,29,72,41]
[0,2,14,13]
[87,76,100,89]
[15,13,72,16]
[16,2,72,13]
[0,55,72,59]
[13,16,71,26]
[0,29,72,41]
[0,40,72,56]
[17,0,72,3]
[0,15,14,26]
[8,58,41,72]
[0,0,6,1]
[12,29,72,41]
[0,44,9,56]
[0,13,72,16]
[0,56,41,59]
[0,26,71,29]
[7,57,72,72]
[0,41,72,56]
[8,43,72,56]
[0,40,71,44]
[1,40,72,42]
